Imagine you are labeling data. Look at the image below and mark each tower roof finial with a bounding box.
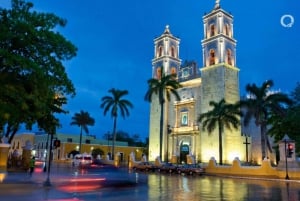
[163,25,171,35]
[214,0,220,9]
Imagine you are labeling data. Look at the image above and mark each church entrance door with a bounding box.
[180,144,189,163]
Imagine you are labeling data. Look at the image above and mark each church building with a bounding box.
[148,1,248,164]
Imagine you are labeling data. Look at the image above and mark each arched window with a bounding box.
[227,49,232,65]
[225,24,229,36]
[170,46,176,57]
[158,46,163,57]
[171,67,176,75]
[210,24,215,37]
[156,67,162,79]
[209,49,215,65]
[224,23,232,37]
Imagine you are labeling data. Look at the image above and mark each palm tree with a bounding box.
[144,67,181,161]
[198,99,240,165]
[100,88,133,160]
[239,80,292,160]
[70,110,95,153]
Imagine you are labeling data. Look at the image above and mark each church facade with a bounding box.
[148,2,249,164]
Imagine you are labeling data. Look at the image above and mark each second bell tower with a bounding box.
[148,25,181,161]
[200,2,242,163]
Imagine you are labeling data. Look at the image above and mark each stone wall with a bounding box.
[205,157,300,180]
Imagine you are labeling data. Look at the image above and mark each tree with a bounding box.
[102,131,146,147]
[239,80,292,160]
[291,82,300,104]
[91,148,104,159]
[144,66,181,161]
[198,99,240,165]
[268,82,300,155]
[0,0,77,142]
[70,110,95,153]
[100,88,133,160]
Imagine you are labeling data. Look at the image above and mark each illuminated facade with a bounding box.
[148,2,246,163]
[10,132,145,162]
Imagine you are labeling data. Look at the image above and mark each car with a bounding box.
[132,162,156,172]
[73,154,93,167]
[157,163,178,173]
[177,164,205,175]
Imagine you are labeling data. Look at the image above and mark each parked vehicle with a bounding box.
[157,163,178,173]
[177,164,205,175]
[73,154,93,167]
[132,162,156,172]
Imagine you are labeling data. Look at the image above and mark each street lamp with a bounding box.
[42,93,64,187]
[284,139,290,180]
[106,132,111,159]
[43,134,50,172]
[44,132,54,186]
[166,124,172,163]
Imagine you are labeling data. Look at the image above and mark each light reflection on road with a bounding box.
[57,175,106,193]
[2,166,300,201]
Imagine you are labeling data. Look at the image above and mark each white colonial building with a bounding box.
[148,1,272,164]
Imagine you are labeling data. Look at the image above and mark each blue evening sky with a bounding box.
[1,0,299,141]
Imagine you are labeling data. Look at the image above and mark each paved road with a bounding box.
[2,162,300,201]
[0,162,141,201]
[0,162,77,200]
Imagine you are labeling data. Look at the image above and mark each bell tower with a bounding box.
[152,25,181,79]
[148,25,181,161]
[200,1,243,163]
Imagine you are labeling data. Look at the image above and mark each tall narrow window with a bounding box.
[171,67,176,75]
[227,49,232,65]
[225,24,229,36]
[210,24,215,37]
[156,67,162,79]
[158,46,163,57]
[171,46,175,57]
[209,49,215,65]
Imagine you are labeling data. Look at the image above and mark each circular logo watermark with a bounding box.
[280,14,294,28]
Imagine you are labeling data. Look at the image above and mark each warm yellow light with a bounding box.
[228,151,241,162]
[203,149,217,162]
[0,173,6,183]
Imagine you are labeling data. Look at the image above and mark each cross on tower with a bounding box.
[243,136,251,163]
[214,0,220,9]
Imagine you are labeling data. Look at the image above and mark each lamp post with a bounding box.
[106,132,111,159]
[44,132,54,186]
[43,133,50,172]
[166,124,172,163]
[284,139,289,180]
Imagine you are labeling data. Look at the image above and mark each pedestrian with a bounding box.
[29,156,35,177]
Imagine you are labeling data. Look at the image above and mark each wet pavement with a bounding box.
[1,163,300,201]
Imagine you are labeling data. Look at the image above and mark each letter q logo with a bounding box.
[280,15,294,28]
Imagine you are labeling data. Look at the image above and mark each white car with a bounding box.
[73,154,93,167]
